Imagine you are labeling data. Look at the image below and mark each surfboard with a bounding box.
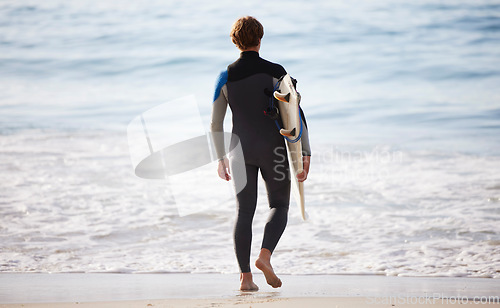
[273,74,308,220]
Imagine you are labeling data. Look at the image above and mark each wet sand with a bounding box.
[0,273,498,307]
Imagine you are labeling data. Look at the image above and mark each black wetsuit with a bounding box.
[211,51,311,273]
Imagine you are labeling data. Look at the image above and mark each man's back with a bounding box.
[223,51,286,163]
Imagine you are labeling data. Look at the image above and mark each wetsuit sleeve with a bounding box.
[210,70,229,160]
[301,118,311,156]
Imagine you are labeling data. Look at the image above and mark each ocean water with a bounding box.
[1,0,500,278]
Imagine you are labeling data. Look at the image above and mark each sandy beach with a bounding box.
[0,273,499,307]
[3,297,500,308]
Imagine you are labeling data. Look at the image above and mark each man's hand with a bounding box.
[217,157,231,181]
[297,156,310,182]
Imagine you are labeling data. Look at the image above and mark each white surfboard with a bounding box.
[274,74,308,220]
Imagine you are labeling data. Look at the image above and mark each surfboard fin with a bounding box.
[280,127,296,137]
[274,91,290,103]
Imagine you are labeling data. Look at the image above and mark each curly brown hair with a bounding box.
[230,16,264,50]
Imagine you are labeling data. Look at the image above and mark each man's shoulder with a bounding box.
[259,57,286,77]
[213,69,228,102]
[227,56,286,81]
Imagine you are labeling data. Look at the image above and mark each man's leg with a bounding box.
[256,159,291,288]
[233,163,259,290]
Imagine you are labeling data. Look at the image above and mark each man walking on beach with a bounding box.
[211,16,311,291]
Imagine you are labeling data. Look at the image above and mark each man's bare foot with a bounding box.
[255,248,282,288]
[240,272,259,291]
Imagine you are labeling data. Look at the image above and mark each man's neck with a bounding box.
[242,47,259,52]
[240,43,261,53]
